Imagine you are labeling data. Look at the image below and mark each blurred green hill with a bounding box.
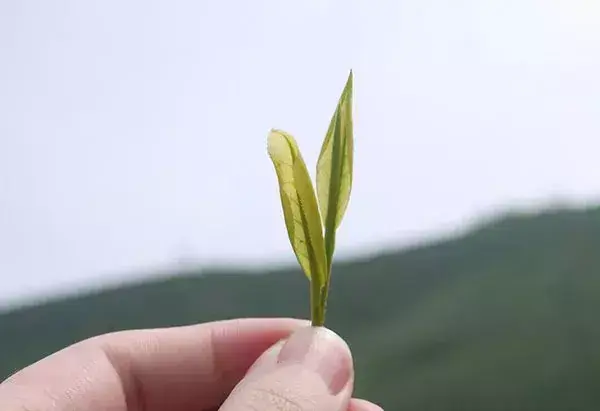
[1,206,600,410]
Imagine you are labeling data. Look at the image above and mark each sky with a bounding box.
[1,0,600,307]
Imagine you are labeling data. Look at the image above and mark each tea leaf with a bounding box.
[267,129,327,287]
[316,70,354,271]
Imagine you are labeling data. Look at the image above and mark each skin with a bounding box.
[0,317,383,411]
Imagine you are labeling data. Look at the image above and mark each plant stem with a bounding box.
[310,278,325,326]
[320,230,336,324]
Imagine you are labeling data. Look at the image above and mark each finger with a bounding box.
[205,397,384,411]
[0,317,308,411]
[219,326,354,411]
[348,398,384,411]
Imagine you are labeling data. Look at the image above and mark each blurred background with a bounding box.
[1,1,600,409]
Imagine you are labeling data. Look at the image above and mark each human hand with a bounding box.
[0,318,382,411]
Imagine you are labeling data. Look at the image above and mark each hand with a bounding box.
[0,318,382,411]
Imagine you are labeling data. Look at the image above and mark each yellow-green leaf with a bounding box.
[267,129,327,285]
[316,70,354,269]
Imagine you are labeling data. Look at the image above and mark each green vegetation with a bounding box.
[2,205,600,410]
[267,70,354,326]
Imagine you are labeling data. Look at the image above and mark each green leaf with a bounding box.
[316,70,354,271]
[267,129,327,287]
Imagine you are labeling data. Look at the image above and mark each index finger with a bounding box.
[0,317,308,411]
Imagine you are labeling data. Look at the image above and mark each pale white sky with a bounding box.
[1,0,600,307]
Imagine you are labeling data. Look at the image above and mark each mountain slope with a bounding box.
[1,206,600,410]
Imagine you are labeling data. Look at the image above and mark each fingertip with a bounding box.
[220,326,355,411]
[276,326,354,395]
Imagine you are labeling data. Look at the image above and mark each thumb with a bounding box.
[219,326,354,411]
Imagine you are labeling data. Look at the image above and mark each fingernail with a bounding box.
[276,326,352,395]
